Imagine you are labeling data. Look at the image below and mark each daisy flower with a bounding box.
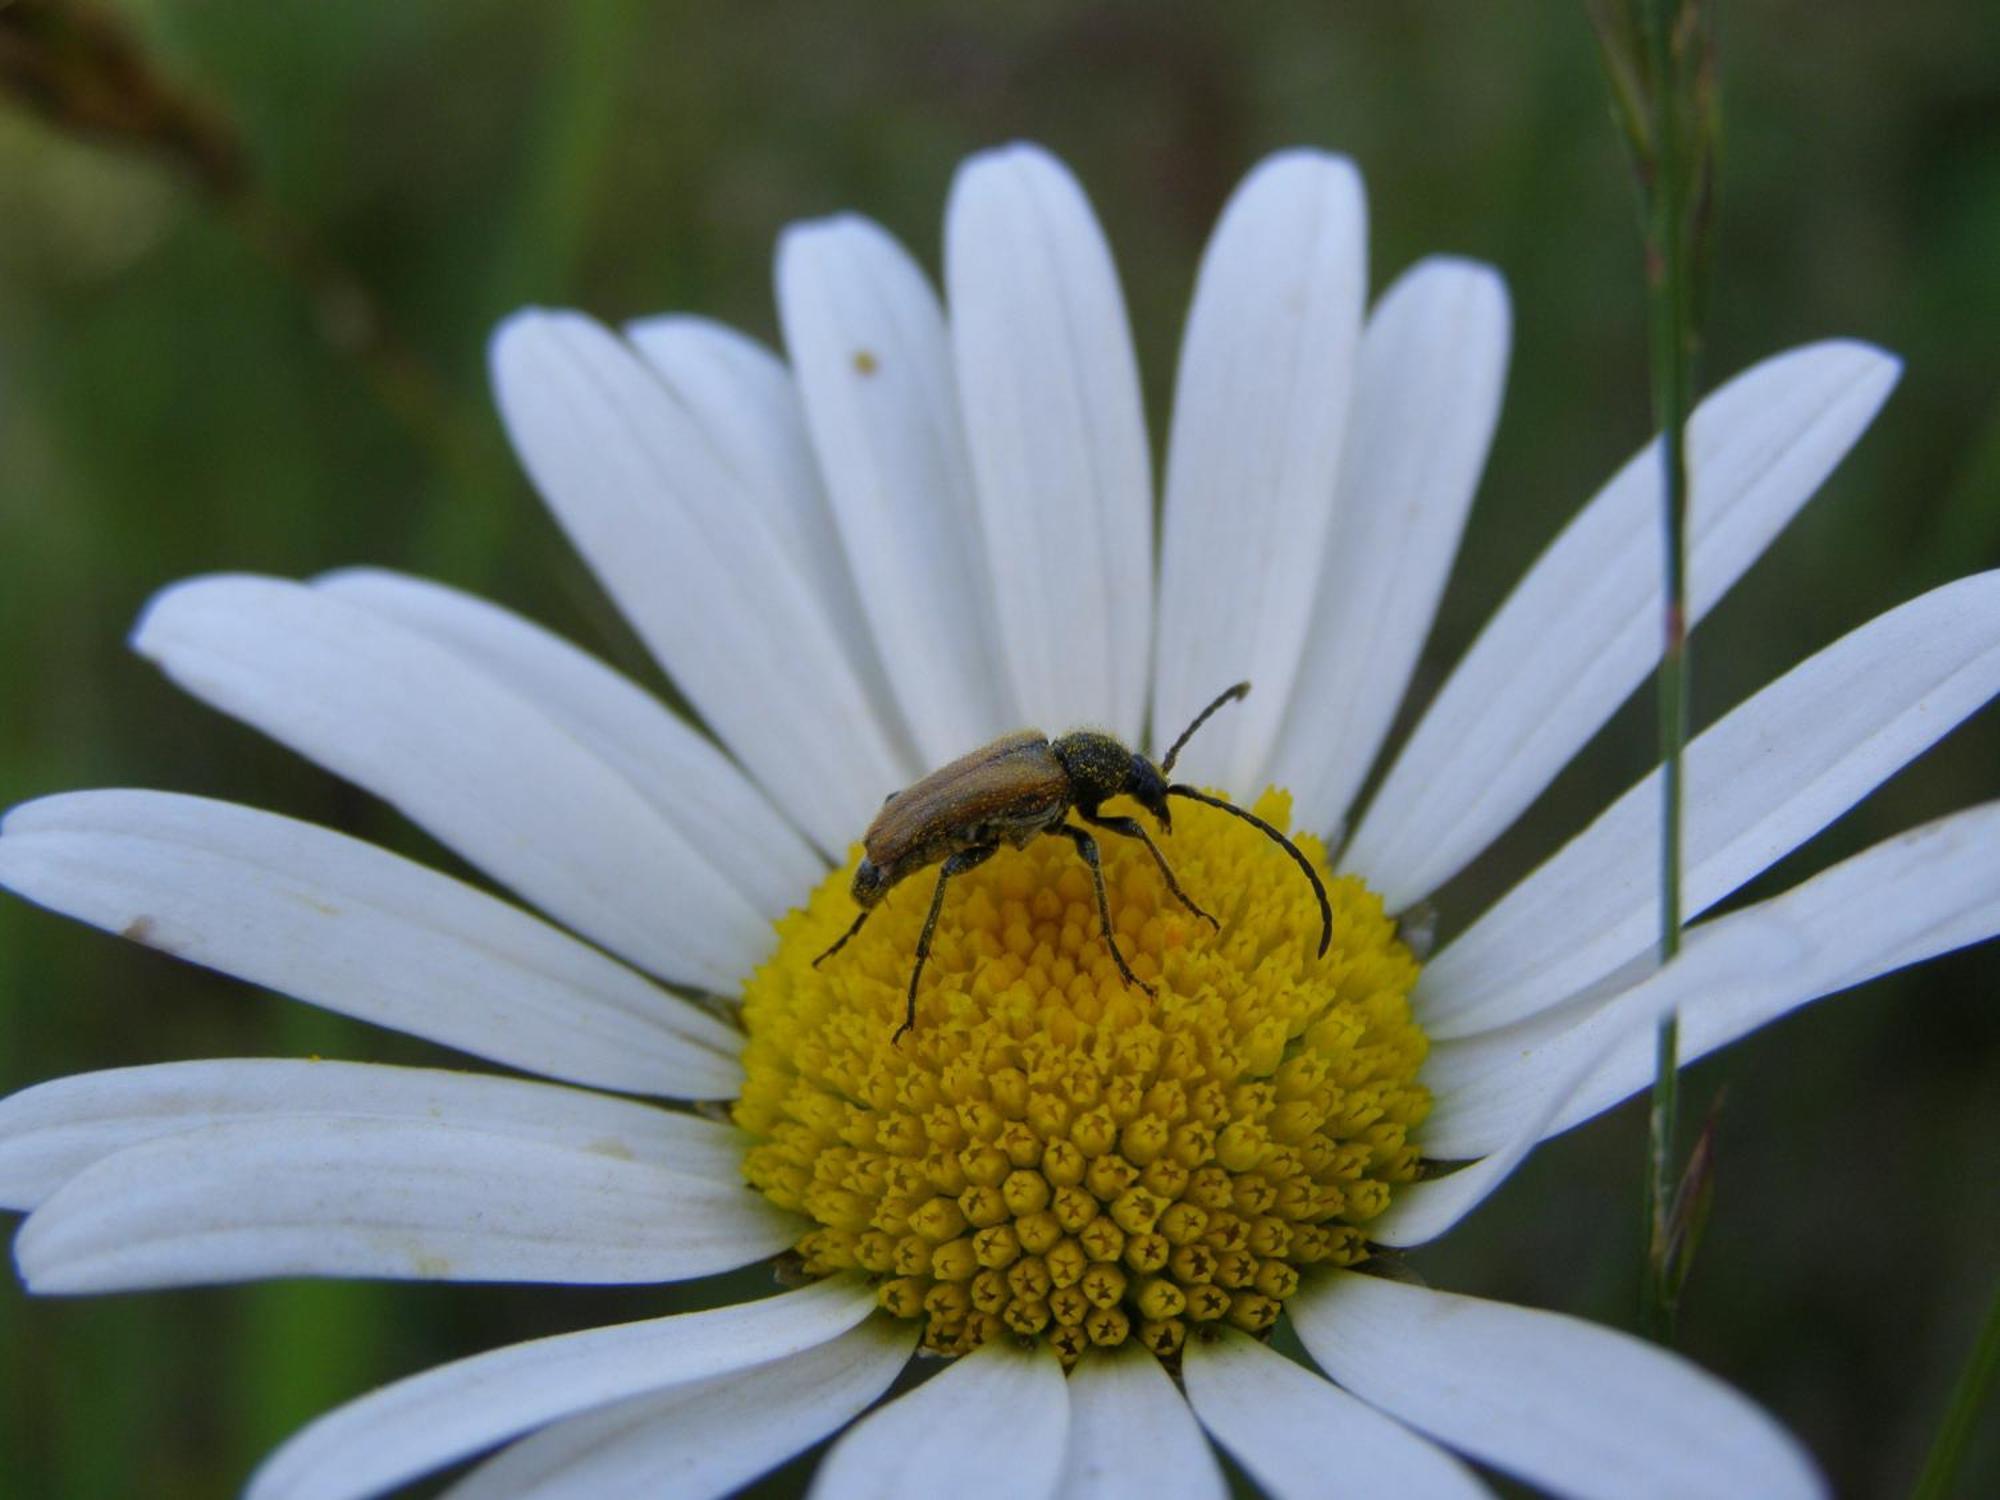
[3,142,1997,1500]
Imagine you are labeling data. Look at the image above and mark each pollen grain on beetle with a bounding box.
[735,789,1430,1363]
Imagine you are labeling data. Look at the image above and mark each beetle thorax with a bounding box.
[1050,731,1138,811]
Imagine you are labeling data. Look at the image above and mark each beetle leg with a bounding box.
[1049,824,1155,998]
[899,842,1000,1042]
[1076,810,1220,931]
[814,907,873,967]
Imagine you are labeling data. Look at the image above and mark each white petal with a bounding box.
[810,1337,1068,1500]
[1422,799,2000,1158]
[314,568,823,921]
[1345,341,1902,910]
[1152,150,1367,792]
[132,574,766,988]
[250,1277,881,1500]
[620,314,918,767]
[1055,1344,1226,1500]
[1378,918,1801,1245]
[947,142,1153,741]
[0,1059,748,1212]
[777,213,1013,762]
[1182,1328,1490,1499]
[490,309,911,853]
[0,792,740,1099]
[1292,1272,1825,1500]
[1420,570,2000,1038]
[1264,258,1510,835]
[16,1116,794,1293]
[442,1317,914,1500]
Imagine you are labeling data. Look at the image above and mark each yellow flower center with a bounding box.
[735,789,1429,1363]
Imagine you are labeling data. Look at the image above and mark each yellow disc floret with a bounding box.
[736,789,1428,1362]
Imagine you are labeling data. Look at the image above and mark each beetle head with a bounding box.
[850,856,891,908]
[1124,753,1173,832]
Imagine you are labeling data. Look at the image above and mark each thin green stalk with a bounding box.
[1912,1278,2000,1500]
[1640,0,1693,1341]
[1594,0,1714,1343]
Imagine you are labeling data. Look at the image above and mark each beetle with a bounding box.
[815,681,1333,1040]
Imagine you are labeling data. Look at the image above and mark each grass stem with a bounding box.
[1592,0,1716,1343]
[1912,1278,2000,1500]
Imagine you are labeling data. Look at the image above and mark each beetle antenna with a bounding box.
[1160,681,1251,775]
[1165,784,1332,957]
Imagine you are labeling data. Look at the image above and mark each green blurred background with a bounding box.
[1,2,1995,1495]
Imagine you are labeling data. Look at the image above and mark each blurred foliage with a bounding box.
[1,1,1996,1495]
